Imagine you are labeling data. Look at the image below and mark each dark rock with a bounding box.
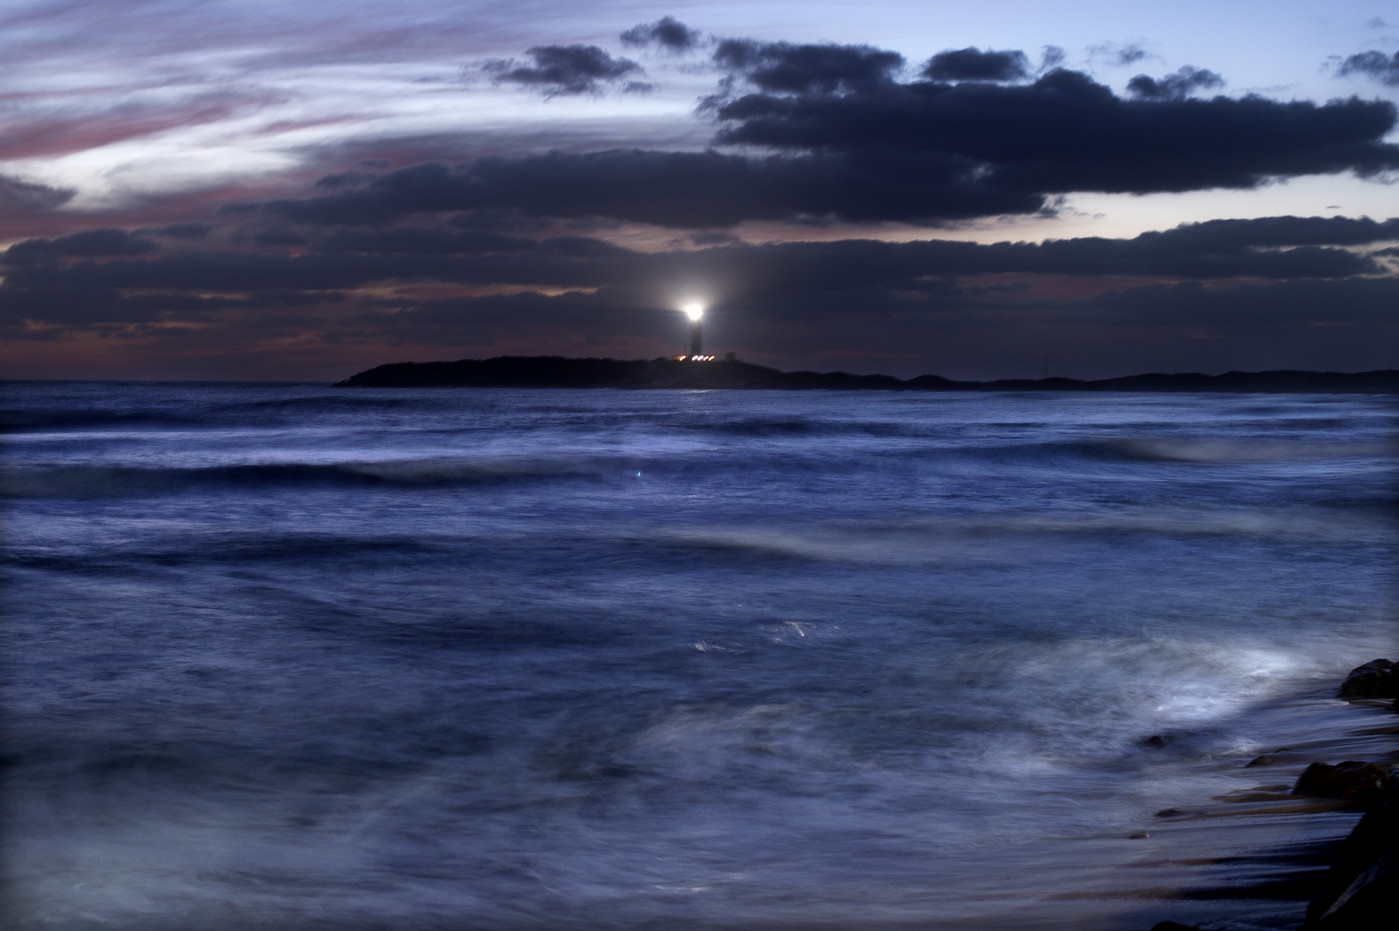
[1155,807,1184,818]
[1150,922,1205,931]
[1142,734,1168,748]
[1304,783,1399,928]
[1247,753,1280,767]
[1292,761,1394,802]
[1337,658,1399,699]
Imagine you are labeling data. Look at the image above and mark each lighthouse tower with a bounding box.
[683,304,704,359]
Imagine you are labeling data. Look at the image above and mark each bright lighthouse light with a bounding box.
[683,303,704,321]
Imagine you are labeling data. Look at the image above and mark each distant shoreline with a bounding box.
[336,356,1399,393]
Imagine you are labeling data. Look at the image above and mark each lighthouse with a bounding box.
[683,303,704,359]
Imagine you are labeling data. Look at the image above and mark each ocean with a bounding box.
[2,381,1395,930]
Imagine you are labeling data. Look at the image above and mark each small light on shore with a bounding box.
[683,303,704,322]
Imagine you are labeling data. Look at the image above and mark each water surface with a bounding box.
[3,383,1394,929]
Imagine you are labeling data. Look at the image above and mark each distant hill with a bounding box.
[336,356,1399,393]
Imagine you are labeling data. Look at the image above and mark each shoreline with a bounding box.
[334,356,1399,394]
[1114,662,1398,931]
[772,670,1399,931]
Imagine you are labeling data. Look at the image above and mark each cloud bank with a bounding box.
[2,20,1397,380]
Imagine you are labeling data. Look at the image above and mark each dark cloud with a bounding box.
[0,174,75,212]
[8,252,537,295]
[670,230,1382,296]
[2,237,638,296]
[9,214,1389,309]
[713,40,904,94]
[12,267,1391,380]
[445,209,557,234]
[248,226,310,247]
[0,285,173,327]
[689,230,743,246]
[6,210,1395,378]
[1111,43,1149,66]
[1337,50,1399,86]
[713,69,1399,196]
[198,46,1399,233]
[4,252,374,293]
[315,226,627,259]
[253,65,1399,231]
[153,223,213,240]
[50,215,1360,328]
[621,16,701,51]
[0,283,348,331]
[317,227,539,255]
[262,150,1042,228]
[1084,275,1399,329]
[6,19,1396,380]
[4,229,159,264]
[1136,215,1399,250]
[1127,66,1225,99]
[490,45,645,96]
[215,201,261,216]
[921,48,1031,83]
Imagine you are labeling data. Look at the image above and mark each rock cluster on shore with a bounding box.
[1335,658,1399,702]
[1304,785,1398,929]
[1300,659,1398,930]
[1153,659,1398,931]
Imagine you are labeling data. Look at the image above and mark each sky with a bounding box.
[2,0,1398,381]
